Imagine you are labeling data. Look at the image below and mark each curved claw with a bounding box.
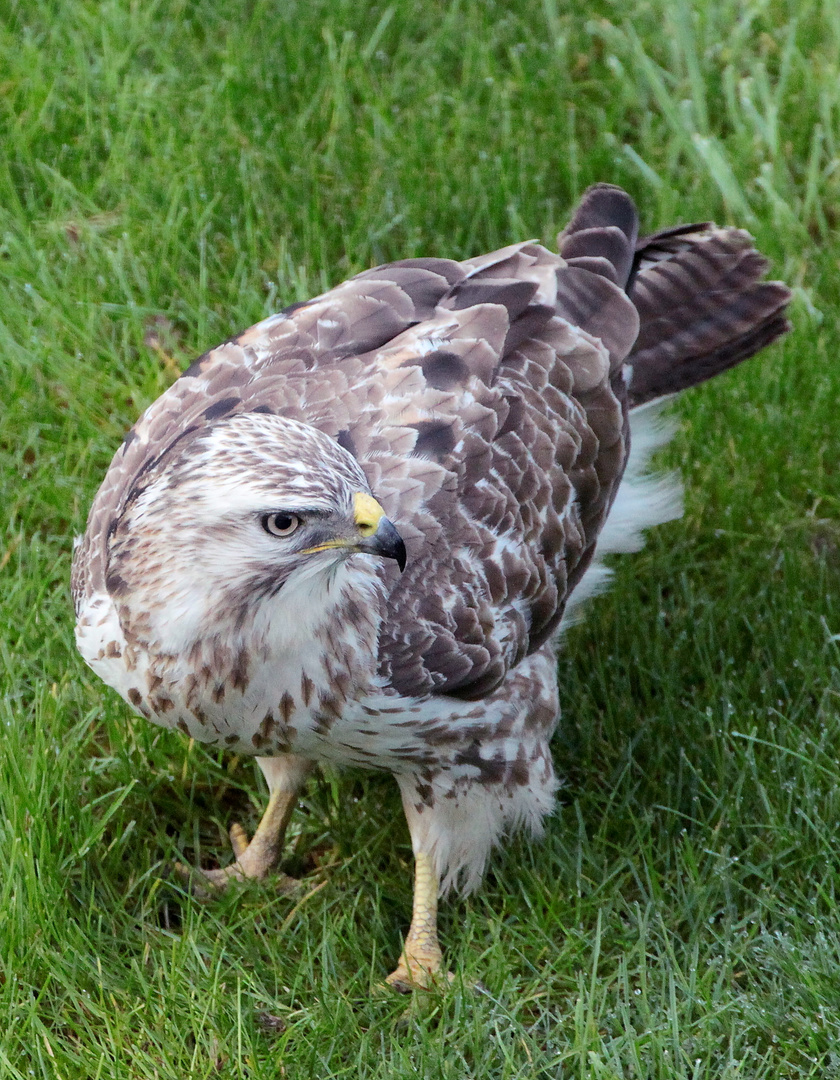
[174,783,303,897]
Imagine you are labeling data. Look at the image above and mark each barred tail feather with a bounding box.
[627,222,792,406]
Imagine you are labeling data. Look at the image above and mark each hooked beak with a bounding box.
[298,493,407,572]
[357,514,407,572]
[353,493,406,572]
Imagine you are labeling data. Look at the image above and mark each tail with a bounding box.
[558,183,792,407]
[627,221,791,406]
[555,185,791,629]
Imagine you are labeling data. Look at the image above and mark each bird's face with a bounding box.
[106,414,405,652]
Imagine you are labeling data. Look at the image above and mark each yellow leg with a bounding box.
[175,754,312,893]
[386,851,450,991]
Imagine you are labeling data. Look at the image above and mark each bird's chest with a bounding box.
[132,594,382,756]
[80,564,393,760]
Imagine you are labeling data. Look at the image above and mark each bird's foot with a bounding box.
[174,821,299,898]
[385,946,454,993]
[174,783,304,898]
[385,850,453,991]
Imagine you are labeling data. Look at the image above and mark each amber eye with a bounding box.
[261,512,301,537]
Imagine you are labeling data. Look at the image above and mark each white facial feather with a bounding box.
[108,413,374,655]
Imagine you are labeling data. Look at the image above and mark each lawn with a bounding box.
[1,0,839,1075]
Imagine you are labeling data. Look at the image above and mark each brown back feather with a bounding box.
[74,184,791,706]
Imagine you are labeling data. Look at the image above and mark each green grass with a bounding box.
[1,0,839,1074]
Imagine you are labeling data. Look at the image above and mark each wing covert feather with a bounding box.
[76,185,787,705]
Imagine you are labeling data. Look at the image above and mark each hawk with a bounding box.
[73,185,790,989]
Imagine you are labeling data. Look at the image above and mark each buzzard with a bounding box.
[73,185,790,989]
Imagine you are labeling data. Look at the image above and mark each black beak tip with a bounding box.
[395,536,407,573]
[368,517,407,573]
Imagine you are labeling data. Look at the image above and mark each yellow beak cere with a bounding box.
[353,493,386,537]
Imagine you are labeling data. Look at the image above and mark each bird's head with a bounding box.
[106,413,405,652]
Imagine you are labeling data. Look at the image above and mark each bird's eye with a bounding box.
[261,512,301,538]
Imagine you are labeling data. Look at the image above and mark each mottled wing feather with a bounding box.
[83,186,791,705]
[368,234,640,697]
[74,193,641,707]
